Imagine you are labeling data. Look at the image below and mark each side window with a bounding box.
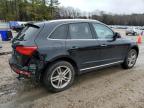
[93,23,114,39]
[69,23,93,39]
[50,24,67,39]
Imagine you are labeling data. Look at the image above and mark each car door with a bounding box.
[66,22,101,71]
[92,23,129,65]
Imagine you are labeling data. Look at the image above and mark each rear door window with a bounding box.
[49,24,67,39]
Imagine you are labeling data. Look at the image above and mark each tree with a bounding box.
[0,0,60,21]
[58,7,81,19]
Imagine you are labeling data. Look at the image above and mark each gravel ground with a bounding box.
[0,29,144,108]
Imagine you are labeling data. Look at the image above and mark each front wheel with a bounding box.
[43,61,75,92]
[122,49,138,69]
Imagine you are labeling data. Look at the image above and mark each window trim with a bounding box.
[47,22,107,40]
[92,23,115,40]
[68,22,95,40]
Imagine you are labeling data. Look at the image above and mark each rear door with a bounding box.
[66,22,101,71]
[92,23,129,65]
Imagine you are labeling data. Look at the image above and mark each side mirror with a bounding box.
[113,32,121,40]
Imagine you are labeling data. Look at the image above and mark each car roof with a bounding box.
[44,19,102,25]
[47,19,100,22]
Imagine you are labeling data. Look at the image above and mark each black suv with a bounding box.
[9,19,139,92]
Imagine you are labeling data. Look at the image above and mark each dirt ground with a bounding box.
[0,29,144,108]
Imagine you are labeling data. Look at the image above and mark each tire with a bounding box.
[122,49,138,69]
[43,61,75,93]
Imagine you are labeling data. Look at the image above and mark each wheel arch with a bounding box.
[42,56,80,76]
[131,45,139,55]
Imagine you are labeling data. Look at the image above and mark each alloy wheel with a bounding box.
[127,50,137,67]
[50,66,72,89]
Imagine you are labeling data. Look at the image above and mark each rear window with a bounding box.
[15,24,40,41]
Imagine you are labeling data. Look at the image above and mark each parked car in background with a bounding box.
[9,19,139,92]
[126,27,141,36]
[9,21,27,32]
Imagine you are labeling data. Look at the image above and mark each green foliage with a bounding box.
[0,0,59,21]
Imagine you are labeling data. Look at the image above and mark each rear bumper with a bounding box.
[10,65,31,77]
[9,58,31,77]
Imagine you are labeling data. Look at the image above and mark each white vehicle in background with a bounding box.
[140,27,144,35]
[126,27,141,36]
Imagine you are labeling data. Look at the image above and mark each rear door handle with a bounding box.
[71,46,79,50]
[100,44,107,47]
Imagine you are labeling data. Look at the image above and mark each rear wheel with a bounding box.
[122,49,138,69]
[43,61,75,92]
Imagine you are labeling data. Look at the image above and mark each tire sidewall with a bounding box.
[43,61,75,92]
[125,49,137,68]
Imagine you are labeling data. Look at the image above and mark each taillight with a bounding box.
[16,46,37,56]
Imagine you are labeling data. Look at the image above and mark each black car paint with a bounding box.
[9,19,139,80]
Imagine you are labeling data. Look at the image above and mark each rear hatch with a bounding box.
[11,23,44,67]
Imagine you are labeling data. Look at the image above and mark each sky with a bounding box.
[59,0,144,14]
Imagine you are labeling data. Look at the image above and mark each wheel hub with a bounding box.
[127,50,137,67]
[50,66,72,89]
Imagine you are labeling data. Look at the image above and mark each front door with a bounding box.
[92,23,129,65]
[66,22,101,71]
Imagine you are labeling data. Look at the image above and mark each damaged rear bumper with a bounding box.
[9,53,45,81]
[9,57,36,78]
[10,65,31,77]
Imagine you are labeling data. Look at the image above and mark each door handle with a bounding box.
[71,46,79,50]
[100,44,107,47]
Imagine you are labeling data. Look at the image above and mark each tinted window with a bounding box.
[93,23,114,39]
[16,26,40,41]
[50,25,67,39]
[69,23,93,39]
